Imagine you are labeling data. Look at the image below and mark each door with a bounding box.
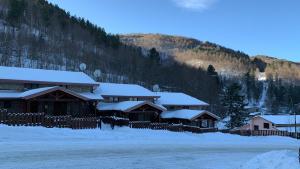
[53,102,68,116]
[30,101,39,113]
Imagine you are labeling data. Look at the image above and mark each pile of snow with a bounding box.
[239,150,300,169]
[217,117,230,129]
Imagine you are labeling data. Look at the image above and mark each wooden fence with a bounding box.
[221,129,300,139]
[0,111,100,129]
[129,121,218,133]
[0,111,299,138]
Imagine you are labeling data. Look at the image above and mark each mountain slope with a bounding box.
[121,34,300,83]
[121,34,252,76]
[252,56,300,83]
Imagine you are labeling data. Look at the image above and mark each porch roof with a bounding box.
[160,109,219,121]
[97,101,166,112]
[0,86,103,101]
[155,92,209,106]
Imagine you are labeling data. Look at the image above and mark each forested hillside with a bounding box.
[0,0,299,115]
[121,34,252,77]
[121,34,300,84]
[0,0,221,111]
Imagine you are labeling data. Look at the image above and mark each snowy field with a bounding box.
[0,125,299,169]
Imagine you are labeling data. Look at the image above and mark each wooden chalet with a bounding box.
[0,66,102,117]
[95,83,166,122]
[160,109,219,128]
[155,92,219,128]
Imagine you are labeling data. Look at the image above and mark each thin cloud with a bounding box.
[172,0,217,11]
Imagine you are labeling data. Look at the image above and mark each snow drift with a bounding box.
[239,150,300,169]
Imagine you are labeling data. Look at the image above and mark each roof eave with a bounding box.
[0,79,99,87]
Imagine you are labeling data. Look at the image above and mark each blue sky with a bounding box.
[48,0,299,62]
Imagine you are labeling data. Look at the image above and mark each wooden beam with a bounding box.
[26,101,30,113]
[31,99,82,102]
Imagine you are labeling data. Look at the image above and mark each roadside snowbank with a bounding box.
[239,150,300,169]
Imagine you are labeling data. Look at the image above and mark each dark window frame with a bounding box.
[264,123,270,129]
[254,125,259,130]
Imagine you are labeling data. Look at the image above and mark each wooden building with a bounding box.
[0,66,102,117]
[95,83,166,122]
[241,115,300,132]
[160,109,219,128]
[155,92,219,128]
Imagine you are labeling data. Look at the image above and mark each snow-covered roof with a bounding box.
[78,92,103,100]
[95,83,158,97]
[155,92,209,106]
[20,87,58,98]
[258,115,300,125]
[0,86,103,101]
[0,90,22,99]
[249,112,261,116]
[160,109,219,120]
[97,101,166,112]
[0,66,98,86]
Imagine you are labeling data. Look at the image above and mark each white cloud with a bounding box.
[172,0,217,11]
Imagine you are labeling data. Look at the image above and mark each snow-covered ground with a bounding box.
[239,150,299,169]
[0,125,299,169]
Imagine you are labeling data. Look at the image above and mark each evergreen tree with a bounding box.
[221,83,247,129]
[207,65,217,76]
[205,65,220,111]
[7,0,26,26]
[148,48,160,64]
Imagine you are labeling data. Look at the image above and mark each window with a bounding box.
[201,120,208,128]
[24,83,39,89]
[113,97,119,102]
[129,98,138,101]
[264,123,270,129]
[254,125,259,131]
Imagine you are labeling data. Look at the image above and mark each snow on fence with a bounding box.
[129,121,218,133]
[0,110,100,129]
[221,129,300,139]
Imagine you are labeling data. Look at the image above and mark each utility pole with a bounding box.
[289,97,297,135]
